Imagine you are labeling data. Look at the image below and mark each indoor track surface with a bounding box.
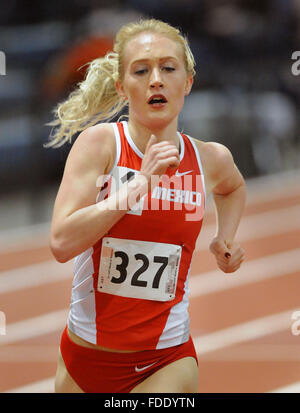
[0,170,300,393]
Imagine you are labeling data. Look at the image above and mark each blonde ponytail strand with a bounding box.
[45,52,126,148]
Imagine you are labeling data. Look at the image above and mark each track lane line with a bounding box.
[0,309,68,345]
[1,202,298,271]
[4,377,55,393]
[196,204,300,251]
[196,344,300,361]
[6,378,300,394]
[268,381,300,393]
[0,308,295,350]
[194,309,297,356]
[2,309,298,393]
[0,260,73,294]
[189,247,300,297]
[1,203,299,292]
[1,169,300,253]
[1,245,299,298]
[1,169,299,393]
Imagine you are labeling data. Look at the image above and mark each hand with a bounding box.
[139,134,180,182]
[209,237,245,274]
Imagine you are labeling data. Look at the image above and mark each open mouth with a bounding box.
[148,94,168,105]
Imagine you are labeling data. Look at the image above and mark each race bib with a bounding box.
[97,237,182,301]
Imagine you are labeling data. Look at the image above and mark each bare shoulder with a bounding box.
[191,138,233,164]
[190,137,236,192]
[52,123,116,222]
[65,123,116,175]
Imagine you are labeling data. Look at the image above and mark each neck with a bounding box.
[127,117,180,154]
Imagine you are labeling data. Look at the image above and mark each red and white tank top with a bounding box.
[67,121,206,350]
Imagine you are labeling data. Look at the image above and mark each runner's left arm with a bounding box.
[208,143,246,273]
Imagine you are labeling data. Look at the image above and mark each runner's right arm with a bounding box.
[50,127,179,263]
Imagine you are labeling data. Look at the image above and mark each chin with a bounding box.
[145,112,177,130]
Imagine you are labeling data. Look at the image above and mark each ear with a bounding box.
[184,75,194,96]
[115,80,127,100]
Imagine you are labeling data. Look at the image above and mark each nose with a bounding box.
[149,67,163,89]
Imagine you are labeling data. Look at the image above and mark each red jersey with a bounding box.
[67,121,206,350]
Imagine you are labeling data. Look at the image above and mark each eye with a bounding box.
[134,68,148,75]
[162,66,175,72]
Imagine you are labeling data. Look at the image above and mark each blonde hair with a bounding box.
[46,18,196,148]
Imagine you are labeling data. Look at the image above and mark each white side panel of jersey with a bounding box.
[67,247,97,344]
[155,265,191,349]
[185,135,207,207]
[67,122,122,344]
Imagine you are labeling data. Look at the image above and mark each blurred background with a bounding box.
[0,0,300,394]
[0,0,299,230]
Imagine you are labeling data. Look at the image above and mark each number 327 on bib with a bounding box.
[97,237,182,302]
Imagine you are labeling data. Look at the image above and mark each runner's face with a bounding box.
[118,32,193,129]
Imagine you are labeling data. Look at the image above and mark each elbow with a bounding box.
[239,179,247,201]
[49,236,71,263]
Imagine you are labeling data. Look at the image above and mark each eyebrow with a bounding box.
[131,56,179,65]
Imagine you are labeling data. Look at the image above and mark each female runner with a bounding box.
[48,18,246,393]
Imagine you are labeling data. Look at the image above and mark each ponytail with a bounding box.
[45,52,126,148]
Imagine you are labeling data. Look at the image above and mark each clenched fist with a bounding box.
[140,134,180,182]
[209,237,245,273]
